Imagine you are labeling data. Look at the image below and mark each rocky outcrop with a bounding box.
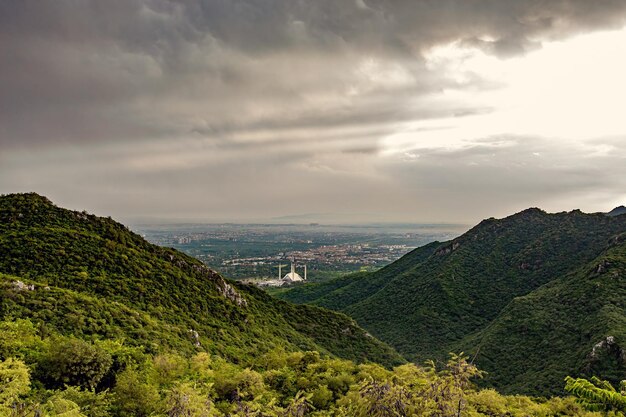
[12,280,35,291]
[160,251,247,307]
[596,260,610,274]
[215,278,247,307]
[188,329,201,347]
[191,264,247,307]
[436,241,461,256]
[518,260,541,271]
[586,336,626,369]
[590,336,618,358]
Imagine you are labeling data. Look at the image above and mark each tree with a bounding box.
[0,319,40,360]
[0,358,30,413]
[166,382,217,417]
[37,337,113,390]
[40,397,86,417]
[57,386,113,417]
[113,368,161,417]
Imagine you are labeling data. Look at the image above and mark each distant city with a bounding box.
[135,222,468,283]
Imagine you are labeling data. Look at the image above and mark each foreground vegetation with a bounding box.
[0,323,607,417]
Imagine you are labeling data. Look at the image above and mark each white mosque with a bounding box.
[255,260,307,287]
[279,261,307,284]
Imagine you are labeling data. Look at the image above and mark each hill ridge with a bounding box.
[0,192,404,367]
[608,205,626,217]
[278,206,626,393]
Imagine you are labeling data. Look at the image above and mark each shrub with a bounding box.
[37,337,113,390]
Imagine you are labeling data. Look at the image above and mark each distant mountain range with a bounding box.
[0,193,403,367]
[278,206,626,394]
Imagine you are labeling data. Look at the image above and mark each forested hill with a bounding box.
[278,207,626,394]
[0,193,403,367]
[457,231,626,394]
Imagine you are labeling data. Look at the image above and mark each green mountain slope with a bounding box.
[278,208,626,393]
[0,193,403,367]
[456,232,626,395]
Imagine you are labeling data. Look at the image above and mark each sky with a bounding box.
[2,0,626,225]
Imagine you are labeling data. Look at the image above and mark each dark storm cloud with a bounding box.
[2,1,626,221]
[3,0,626,147]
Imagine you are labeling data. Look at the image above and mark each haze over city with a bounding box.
[2,1,626,224]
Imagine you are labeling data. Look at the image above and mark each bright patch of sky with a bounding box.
[381,27,626,156]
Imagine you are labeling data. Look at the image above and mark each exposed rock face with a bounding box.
[436,247,452,256]
[191,264,247,307]
[215,279,247,307]
[160,251,247,307]
[73,210,91,221]
[596,260,610,274]
[582,335,625,376]
[518,260,540,270]
[586,335,626,368]
[436,241,461,256]
[590,335,617,358]
[12,280,35,291]
[188,329,201,347]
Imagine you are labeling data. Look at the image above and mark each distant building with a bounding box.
[279,261,307,284]
[256,260,307,288]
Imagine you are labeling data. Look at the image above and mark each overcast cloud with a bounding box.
[2,0,626,224]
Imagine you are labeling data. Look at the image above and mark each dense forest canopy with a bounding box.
[0,324,611,417]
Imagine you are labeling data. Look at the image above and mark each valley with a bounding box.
[2,193,626,416]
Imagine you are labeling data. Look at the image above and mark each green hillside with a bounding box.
[457,232,626,394]
[0,193,403,367]
[278,208,626,394]
[0,193,620,415]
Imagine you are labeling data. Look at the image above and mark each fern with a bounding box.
[565,376,626,413]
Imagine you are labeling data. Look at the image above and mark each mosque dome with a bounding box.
[282,272,304,282]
